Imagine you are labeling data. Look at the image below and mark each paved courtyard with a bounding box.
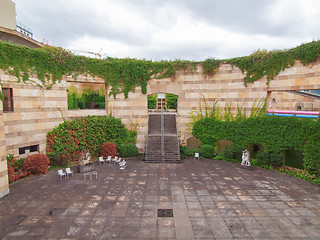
[1,157,320,239]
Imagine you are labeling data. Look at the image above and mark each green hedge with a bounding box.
[201,144,215,158]
[192,116,320,175]
[46,115,136,163]
[119,144,139,157]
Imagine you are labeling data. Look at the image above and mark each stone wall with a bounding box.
[2,80,68,158]
[0,83,9,198]
[108,61,320,149]
[0,60,319,198]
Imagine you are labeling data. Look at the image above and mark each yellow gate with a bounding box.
[156,93,167,110]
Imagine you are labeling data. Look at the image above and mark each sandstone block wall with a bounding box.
[108,61,320,149]
[2,81,68,158]
[0,60,319,198]
[0,84,9,198]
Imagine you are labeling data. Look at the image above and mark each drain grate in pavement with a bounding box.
[158,209,173,217]
[8,215,27,225]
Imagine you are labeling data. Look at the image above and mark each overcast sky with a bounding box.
[13,0,320,61]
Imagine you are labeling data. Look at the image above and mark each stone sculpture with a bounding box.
[79,152,91,165]
[77,151,94,173]
[241,149,251,167]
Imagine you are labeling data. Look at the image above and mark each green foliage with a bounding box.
[46,115,135,163]
[48,151,69,166]
[180,146,199,157]
[1,40,320,101]
[147,93,177,110]
[192,115,320,175]
[148,94,157,109]
[255,151,283,167]
[188,97,266,130]
[166,94,178,109]
[221,145,246,162]
[201,144,215,158]
[67,88,105,109]
[202,58,221,75]
[119,143,139,157]
[228,40,320,86]
[303,125,320,175]
[6,154,27,183]
[272,166,320,185]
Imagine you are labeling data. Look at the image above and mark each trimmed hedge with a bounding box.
[119,144,139,157]
[192,116,320,175]
[201,144,215,158]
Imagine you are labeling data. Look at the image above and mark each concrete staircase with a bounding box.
[145,112,181,163]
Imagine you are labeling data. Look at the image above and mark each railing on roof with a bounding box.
[16,21,33,39]
[267,110,320,119]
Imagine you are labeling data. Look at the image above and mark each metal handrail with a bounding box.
[161,108,165,161]
[145,114,150,161]
[175,113,181,161]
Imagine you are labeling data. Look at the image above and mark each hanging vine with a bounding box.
[0,40,320,99]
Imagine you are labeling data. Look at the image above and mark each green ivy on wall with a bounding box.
[46,115,136,163]
[0,40,320,99]
[192,116,320,175]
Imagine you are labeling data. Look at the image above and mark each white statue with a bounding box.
[79,152,91,165]
[241,149,251,166]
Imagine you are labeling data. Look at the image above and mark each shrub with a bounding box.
[7,160,17,183]
[180,146,199,157]
[303,127,320,175]
[222,145,245,162]
[201,144,215,158]
[46,115,135,163]
[101,142,117,158]
[48,151,68,166]
[6,154,27,183]
[256,151,283,167]
[24,154,50,175]
[119,144,139,157]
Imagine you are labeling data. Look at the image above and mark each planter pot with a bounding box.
[77,164,94,173]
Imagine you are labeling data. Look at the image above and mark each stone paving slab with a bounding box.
[0,157,320,239]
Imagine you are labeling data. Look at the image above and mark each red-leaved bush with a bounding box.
[6,155,28,183]
[24,154,50,175]
[101,142,117,158]
[7,161,17,183]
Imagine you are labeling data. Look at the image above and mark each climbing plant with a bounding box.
[46,115,136,163]
[1,40,320,99]
[192,116,320,175]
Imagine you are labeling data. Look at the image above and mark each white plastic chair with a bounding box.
[99,156,105,165]
[105,156,112,164]
[119,160,127,172]
[58,169,66,180]
[65,167,74,178]
[194,152,200,160]
[112,156,119,165]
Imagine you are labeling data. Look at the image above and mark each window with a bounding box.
[19,145,39,155]
[2,88,14,112]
